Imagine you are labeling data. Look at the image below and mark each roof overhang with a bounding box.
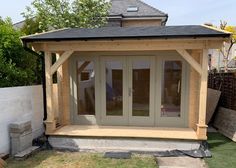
[21,25,231,52]
[24,38,228,53]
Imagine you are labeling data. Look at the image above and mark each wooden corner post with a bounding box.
[44,51,56,134]
[197,49,208,139]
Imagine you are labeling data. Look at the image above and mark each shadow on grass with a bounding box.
[207,132,232,149]
[6,150,157,168]
[6,150,55,168]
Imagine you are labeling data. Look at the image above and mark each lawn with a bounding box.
[6,133,236,168]
[6,151,157,168]
[205,133,236,168]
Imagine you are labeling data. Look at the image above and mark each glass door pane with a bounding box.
[132,61,150,116]
[105,61,123,116]
[77,61,95,115]
[161,61,182,117]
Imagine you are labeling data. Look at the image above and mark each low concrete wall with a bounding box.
[0,85,44,155]
[214,107,236,141]
[49,136,201,152]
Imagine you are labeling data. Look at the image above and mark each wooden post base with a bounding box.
[45,120,56,134]
[0,158,6,168]
[196,124,208,140]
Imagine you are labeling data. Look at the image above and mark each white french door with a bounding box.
[128,56,155,126]
[100,56,155,126]
[72,54,188,127]
[155,56,188,127]
[101,56,129,125]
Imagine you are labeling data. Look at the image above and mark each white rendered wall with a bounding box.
[0,85,44,155]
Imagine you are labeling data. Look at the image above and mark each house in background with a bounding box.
[107,0,168,27]
[14,0,168,29]
[20,0,231,151]
[209,43,236,71]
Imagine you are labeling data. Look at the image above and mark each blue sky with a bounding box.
[0,0,235,26]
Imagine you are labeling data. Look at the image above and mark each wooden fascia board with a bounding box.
[30,38,227,52]
[177,49,202,75]
[50,50,74,75]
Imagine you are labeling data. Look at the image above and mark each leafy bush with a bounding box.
[0,17,39,87]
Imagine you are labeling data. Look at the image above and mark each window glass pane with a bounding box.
[77,61,95,115]
[161,61,182,117]
[132,61,150,116]
[106,61,123,116]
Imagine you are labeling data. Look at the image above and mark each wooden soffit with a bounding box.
[31,38,226,52]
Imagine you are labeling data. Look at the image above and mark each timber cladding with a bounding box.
[208,72,236,110]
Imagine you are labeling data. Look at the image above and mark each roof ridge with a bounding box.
[21,28,69,39]
[201,24,232,34]
[136,0,167,16]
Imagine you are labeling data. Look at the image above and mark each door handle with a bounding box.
[129,88,132,96]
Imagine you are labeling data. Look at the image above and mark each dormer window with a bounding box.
[127,6,139,12]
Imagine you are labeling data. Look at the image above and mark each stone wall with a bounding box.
[214,107,236,141]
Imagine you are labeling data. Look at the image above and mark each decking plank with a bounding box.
[49,125,199,140]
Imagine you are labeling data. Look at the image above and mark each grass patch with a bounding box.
[205,132,236,168]
[6,151,157,168]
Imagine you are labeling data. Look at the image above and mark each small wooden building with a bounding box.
[21,25,230,142]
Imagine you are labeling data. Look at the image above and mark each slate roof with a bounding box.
[21,25,231,43]
[14,0,168,29]
[109,0,167,17]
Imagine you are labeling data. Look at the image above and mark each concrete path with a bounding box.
[156,156,207,168]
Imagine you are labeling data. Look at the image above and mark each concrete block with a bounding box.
[10,131,33,155]
[49,136,201,153]
[9,121,33,155]
[156,157,206,168]
[14,146,40,160]
[9,121,32,134]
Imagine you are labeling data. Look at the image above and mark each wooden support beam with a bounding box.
[50,50,74,75]
[56,53,63,126]
[61,60,70,125]
[31,39,225,52]
[197,49,208,139]
[77,61,90,74]
[177,49,202,75]
[44,51,56,134]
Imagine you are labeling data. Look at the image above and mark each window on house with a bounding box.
[127,6,139,12]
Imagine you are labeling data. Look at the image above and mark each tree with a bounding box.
[0,17,39,87]
[22,0,110,32]
[219,21,236,72]
[21,17,42,35]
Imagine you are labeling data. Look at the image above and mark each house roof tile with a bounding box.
[109,0,167,17]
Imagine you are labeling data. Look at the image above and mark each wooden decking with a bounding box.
[49,125,200,140]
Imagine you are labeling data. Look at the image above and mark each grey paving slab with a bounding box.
[156,156,207,168]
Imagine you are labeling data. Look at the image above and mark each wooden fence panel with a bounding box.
[208,72,236,110]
